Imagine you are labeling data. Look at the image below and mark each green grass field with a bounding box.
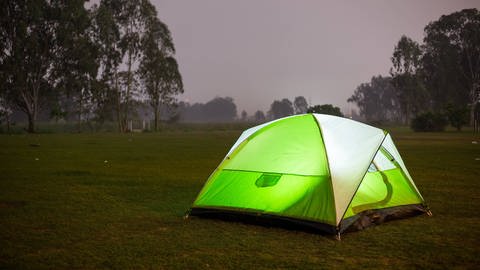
[0,128,479,269]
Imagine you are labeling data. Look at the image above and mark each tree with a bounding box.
[93,0,161,132]
[240,110,247,121]
[117,0,152,132]
[390,35,428,124]
[203,97,237,122]
[307,104,344,117]
[254,110,265,122]
[91,1,122,127]
[50,0,99,131]
[139,13,183,131]
[269,98,293,119]
[0,1,56,132]
[0,95,12,132]
[348,75,400,123]
[49,104,67,124]
[178,97,237,123]
[423,9,480,125]
[445,104,469,131]
[293,96,308,114]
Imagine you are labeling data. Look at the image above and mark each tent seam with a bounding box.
[310,114,337,227]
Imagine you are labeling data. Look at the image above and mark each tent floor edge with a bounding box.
[339,204,427,233]
[190,207,337,235]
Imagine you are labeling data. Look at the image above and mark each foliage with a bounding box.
[254,110,266,122]
[0,1,56,132]
[350,9,480,127]
[269,98,293,119]
[93,0,162,132]
[348,76,399,123]
[178,97,237,123]
[49,105,68,123]
[423,8,480,125]
[50,0,99,129]
[240,110,248,121]
[307,104,344,117]
[410,112,448,132]
[390,35,428,124]
[445,104,469,131]
[138,11,183,131]
[0,0,183,133]
[293,96,308,114]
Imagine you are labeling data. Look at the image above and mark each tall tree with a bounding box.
[423,9,480,125]
[50,0,99,130]
[348,75,400,122]
[139,13,183,131]
[93,0,160,132]
[91,0,122,126]
[0,1,56,132]
[390,35,428,124]
[293,96,308,114]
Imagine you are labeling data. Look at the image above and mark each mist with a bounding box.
[155,0,480,114]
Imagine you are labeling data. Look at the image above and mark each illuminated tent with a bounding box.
[189,114,429,237]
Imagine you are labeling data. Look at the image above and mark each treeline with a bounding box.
[176,96,343,123]
[0,0,183,133]
[348,9,480,130]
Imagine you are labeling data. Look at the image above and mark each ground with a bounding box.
[0,127,479,269]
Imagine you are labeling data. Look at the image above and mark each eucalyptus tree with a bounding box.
[91,0,121,125]
[0,1,57,132]
[93,0,162,132]
[50,0,99,129]
[423,8,480,125]
[307,104,344,117]
[138,14,183,131]
[390,35,428,124]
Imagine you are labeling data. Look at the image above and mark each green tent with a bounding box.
[188,114,430,237]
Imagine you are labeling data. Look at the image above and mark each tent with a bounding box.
[188,114,430,237]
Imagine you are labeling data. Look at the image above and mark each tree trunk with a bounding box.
[469,81,480,126]
[470,103,476,127]
[6,114,10,133]
[405,103,410,125]
[27,112,35,133]
[154,104,159,131]
[125,57,132,132]
[77,93,82,132]
[114,70,122,132]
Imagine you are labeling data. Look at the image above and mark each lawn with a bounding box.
[0,128,479,269]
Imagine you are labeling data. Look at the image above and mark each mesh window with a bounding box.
[255,173,282,188]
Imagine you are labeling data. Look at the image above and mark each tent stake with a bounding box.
[335,232,341,241]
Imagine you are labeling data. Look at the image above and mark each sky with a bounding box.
[152,0,480,115]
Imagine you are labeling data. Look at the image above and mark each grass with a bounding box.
[0,128,479,269]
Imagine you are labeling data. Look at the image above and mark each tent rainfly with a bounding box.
[187,114,430,238]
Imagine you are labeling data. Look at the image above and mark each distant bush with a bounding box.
[445,104,469,131]
[307,104,344,117]
[411,112,448,132]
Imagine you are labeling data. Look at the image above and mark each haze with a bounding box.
[154,0,479,115]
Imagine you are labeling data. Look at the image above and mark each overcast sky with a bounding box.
[153,0,479,115]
